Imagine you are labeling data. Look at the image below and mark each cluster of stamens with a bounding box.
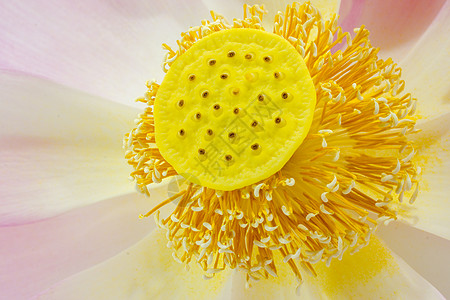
[124,2,420,288]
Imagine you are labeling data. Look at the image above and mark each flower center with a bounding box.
[125,2,420,288]
[154,28,316,191]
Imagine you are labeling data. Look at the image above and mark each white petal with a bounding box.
[0,1,213,105]
[378,221,450,297]
[0,191,159,300]
[339,0,446,62]
[36,229,233,300]
[401,1,450,119]
[399,112,450,240]
[0,72,139,224]
[229,237,444,299]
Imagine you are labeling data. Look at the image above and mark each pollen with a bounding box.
[124,2,420,288]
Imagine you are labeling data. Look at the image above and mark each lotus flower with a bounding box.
[0,1,449,299]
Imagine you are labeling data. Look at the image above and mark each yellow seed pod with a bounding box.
[154,28,316,190]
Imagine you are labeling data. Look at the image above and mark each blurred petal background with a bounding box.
[0,0,449,299]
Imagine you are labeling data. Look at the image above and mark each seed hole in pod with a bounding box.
[282,92,289,99]
[188,74,196,81]
[251,120,258,127]
[225,154,233,161]
[263,56,272,62]
[213,104,221,110]
[177,100,184,107]
[195,112,202,120]
[202,91,209,98]
[257,94,265,102]
[198,148,206,155]
[245,53,253,60]
[206,129,214,135]
[275,117,282,124]
[251,143,259,150]
[227,51,236,57]
[233,108,240,114]
[208,59,216,66]
[245,72,258,82]
[228,132,236,138]
[220,74,229,79]
[178,129,185,136]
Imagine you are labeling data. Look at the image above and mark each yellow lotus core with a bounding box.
[154,28,316,191]
[124,2,420,288]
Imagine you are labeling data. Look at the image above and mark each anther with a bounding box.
[202,91,209,98]
[282,92,289,99]
[225,154,233,161]
[177,100,184,107]
[195,113,202,119]
[220,74,228,79]
[274,72,281,79]
[206,129,214,135]
[275,117,282,124]
[208,59,216,66]
[213,104,221,110]
[232,88,240,95]
[263,56,272,62]
[198,148,206,155]
[245,54,253,60]
[228,132,236,138]
[227,51,236,57]
[251,143,259,150]
[178,129,185,136]
[251,121,258,127]
[233,108,240,114]
[188,74,196,81]
[257,94,265,102]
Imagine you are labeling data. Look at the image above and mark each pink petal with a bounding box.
[35,228,234,300]
[401,1,450,119]
[0,1,217,106]
[0,1,342,106]
[0,72,139,224]
[339,0,446,61]
[0,189,163,300]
